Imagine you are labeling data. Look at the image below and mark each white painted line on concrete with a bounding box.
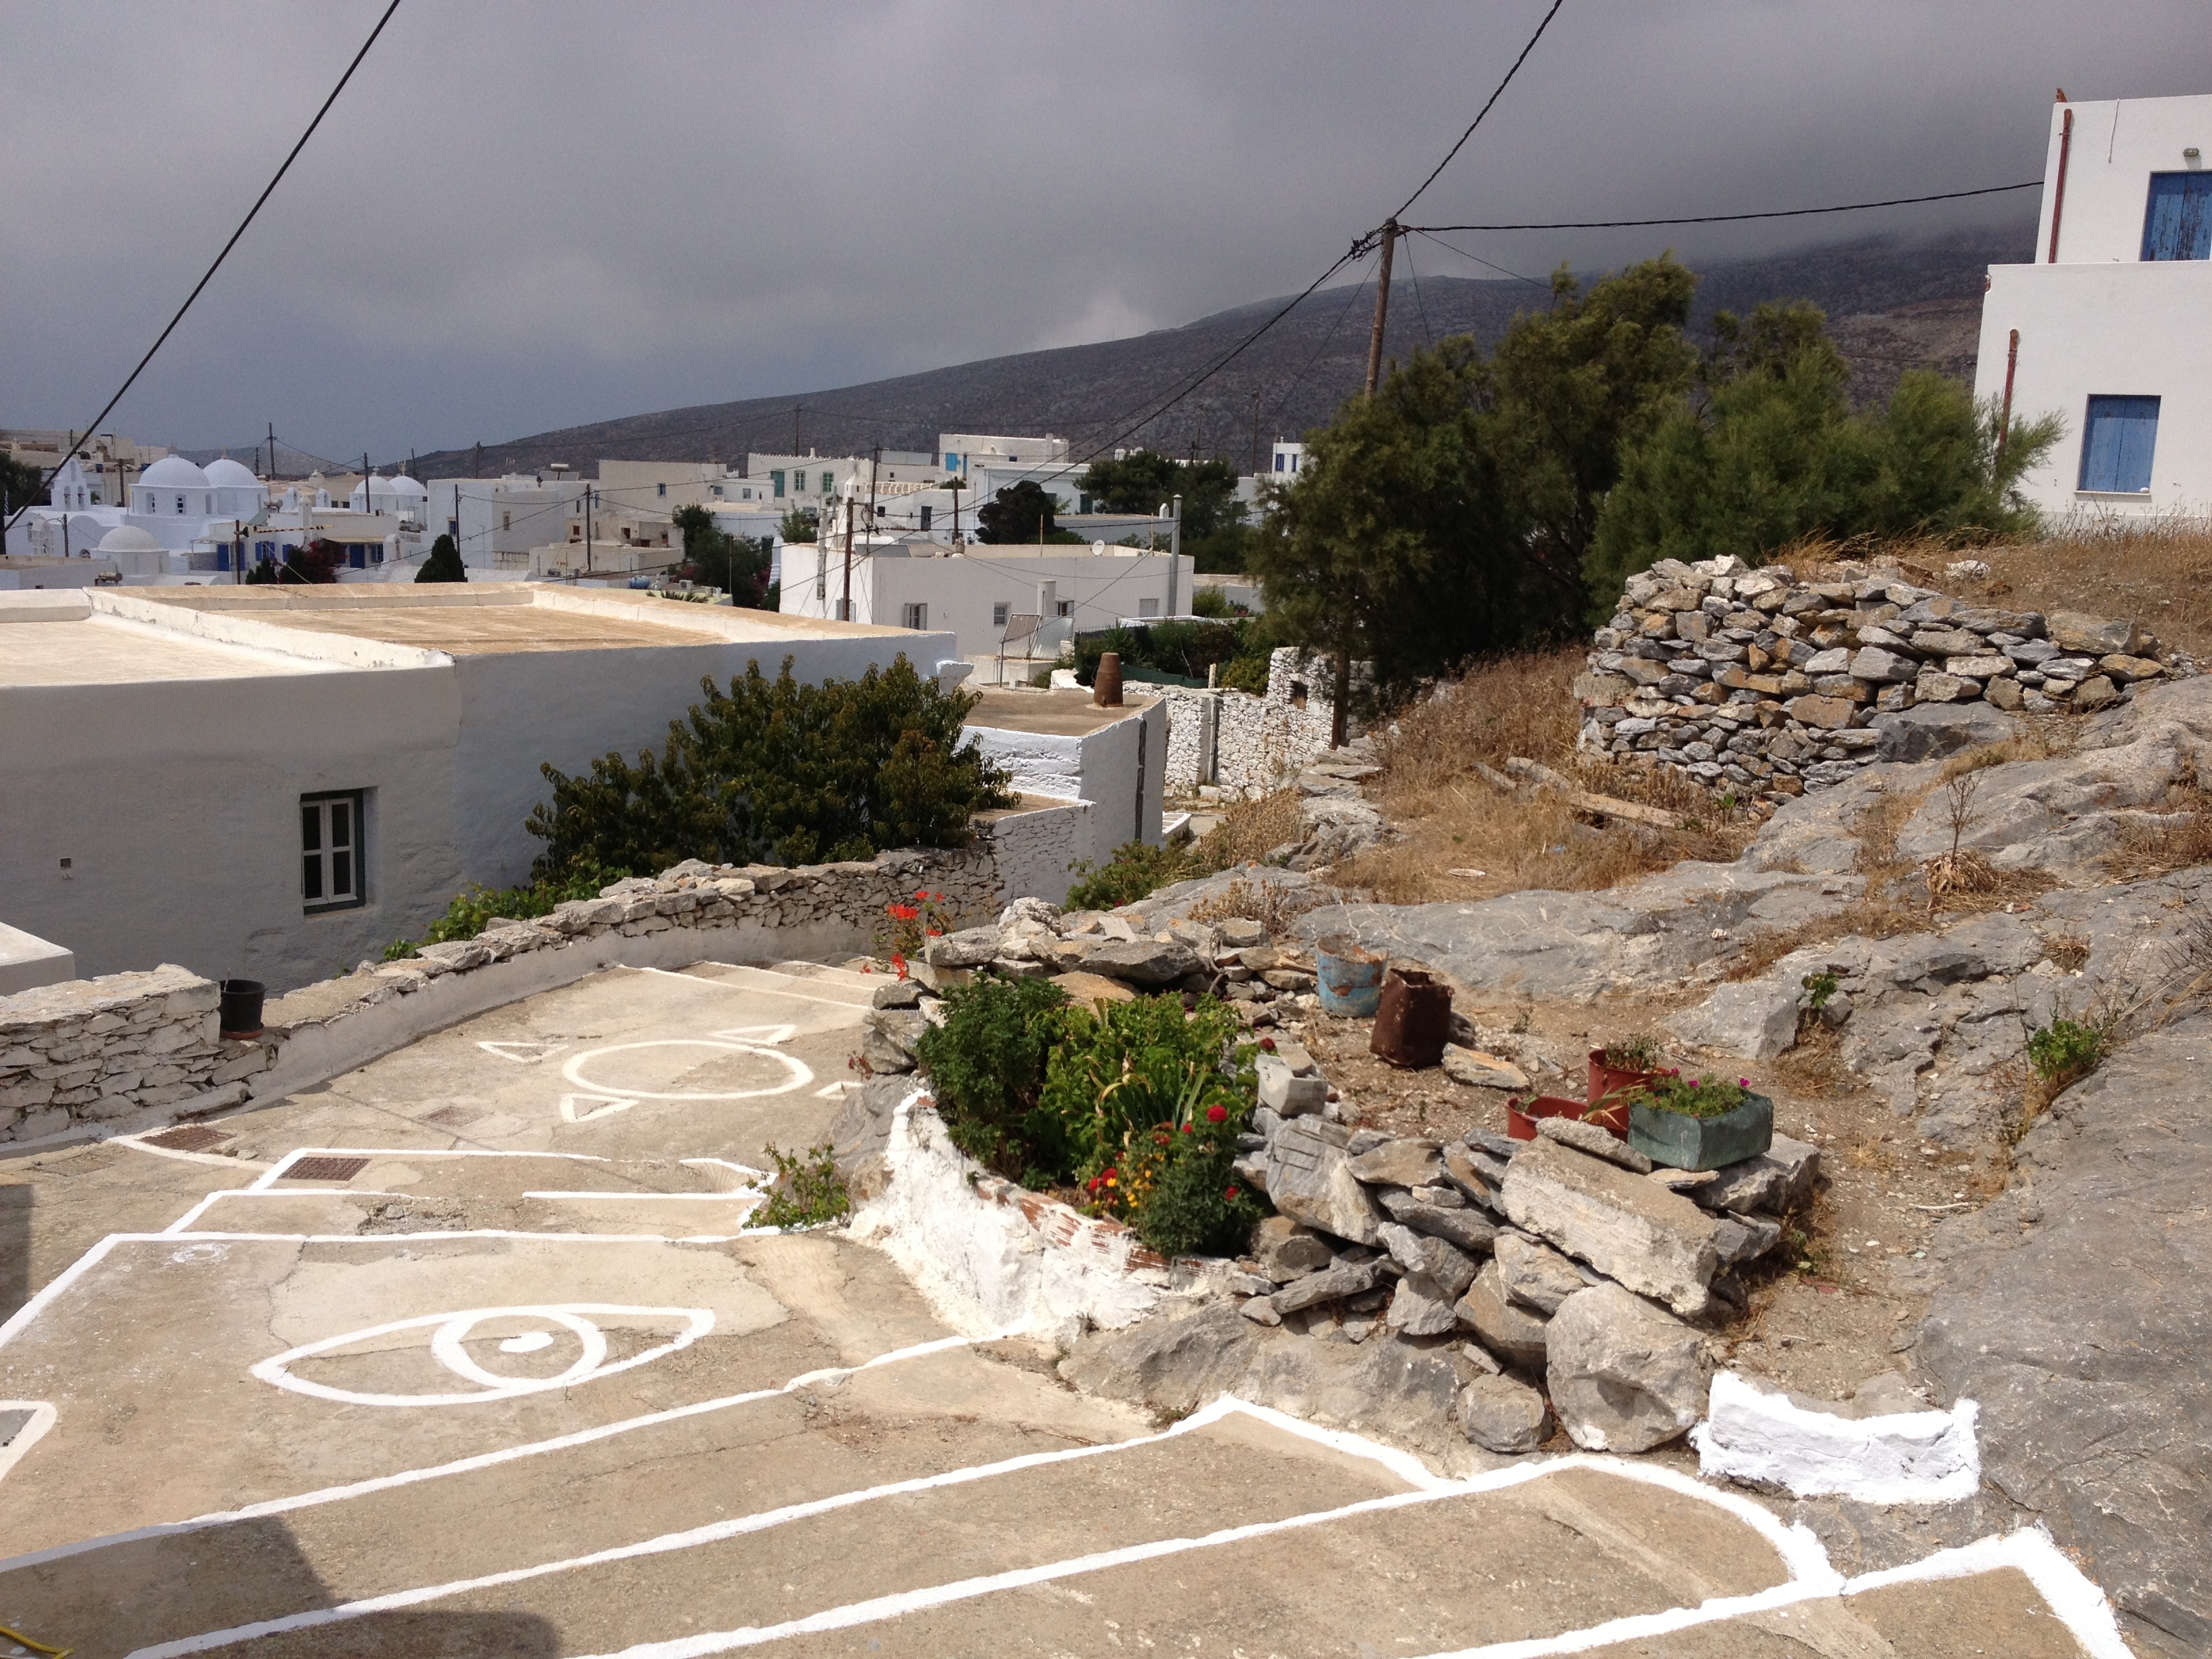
[160,1189,255,1234]
[253,1305,716,1408]
[0,1328,1002,1576]
[523,1191,762,1202]
[561,1093,640,1123]
[0,1402,57,1486]
[712,1024,799,1044]
[117,1397,1432,1657]
[478,1041,565,1063]
[109,1134,271,1172]
[0,1233,123,1351]
[1408,1523,2129,1659]
[636,964,873,1011]
[160,1189,403,1234]
[562,1040,813,1102]
[679,1157,767,1183]
[247,1146,609,1190]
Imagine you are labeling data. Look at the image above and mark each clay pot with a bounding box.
[1507,1093,1631,1142]
[1093,652,1124,706]
[1587,1048,1662,1113]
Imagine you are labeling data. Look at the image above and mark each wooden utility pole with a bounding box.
[793,404,803,455]
[1249,391,1261,474]
[1363,220,1399,399]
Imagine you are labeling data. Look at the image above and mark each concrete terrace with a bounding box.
[0,962,2118,1658]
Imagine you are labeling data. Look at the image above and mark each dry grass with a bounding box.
[2106,785,2212,881]
[1202,790,1304,869]
[1185,875,1331,937]
[1338,649,1756,905]
[1960,518,2212,659]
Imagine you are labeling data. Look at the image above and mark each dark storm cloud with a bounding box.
[3,1,2205,459]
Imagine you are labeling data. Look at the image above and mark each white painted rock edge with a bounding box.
[1691,1369,1980,1503]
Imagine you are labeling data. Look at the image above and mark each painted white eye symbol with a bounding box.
[250,1304,714,1407]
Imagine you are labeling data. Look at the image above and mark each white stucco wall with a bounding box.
[1975,261,2212,518]
[966,699,1164,867]
[0,590,958,991]
[2034,96,2212,265]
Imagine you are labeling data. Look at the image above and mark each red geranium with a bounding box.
[1205,1104,1228,1124]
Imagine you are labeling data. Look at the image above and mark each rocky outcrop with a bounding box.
[1916,1011,2212,1658]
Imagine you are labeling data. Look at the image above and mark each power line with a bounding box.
[1408,180,2041,232]
[1392,0,1566,221]
[1411,228,1549,289]
[4,0,403,535]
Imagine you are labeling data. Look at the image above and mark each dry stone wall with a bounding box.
[1162,648,1355,797]
[1577,554,2194,807]
[0,964,270,1143]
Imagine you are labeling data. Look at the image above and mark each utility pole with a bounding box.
[793,404,802,455]
[840,493,856,621]
[473,440,483,478]
[585,485,595,575]
[949,476,962,546]
[1363,220,1399,399]
[1249,392,1261,475]
[267,421,276,480]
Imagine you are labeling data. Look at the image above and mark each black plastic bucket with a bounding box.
[219,979,266,1040]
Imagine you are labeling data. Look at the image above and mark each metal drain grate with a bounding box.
[146,1124,229,1152]
[282,1155,371,1183]
[424,1105,483,1128]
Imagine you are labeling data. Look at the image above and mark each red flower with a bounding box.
[915,888,928,901]
[1738,1077,1752,1088]
[1225,1186,1241,1201]
[888,903,918,922]
[1205,1104,1228,1124]
[926,926,943,937]
[1259,1036,1277,1051]
[1181,1122,1195,1134]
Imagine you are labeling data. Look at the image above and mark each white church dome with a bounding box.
[386,473,426,499]
[98,525,165,552]
[203,457,260,488]
[139,455,211,489]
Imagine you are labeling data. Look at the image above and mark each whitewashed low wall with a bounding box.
[0,803,1090,1143]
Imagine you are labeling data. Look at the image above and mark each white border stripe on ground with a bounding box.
[249,1147,612,1191]
[634,964,875,1008]
[0,1327,998,1576]
[0,1402,57,1486]
[109,1134,272,1171]
[120,1395,1438,1656]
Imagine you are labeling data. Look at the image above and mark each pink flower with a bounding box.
[1738,1078,1751,1088]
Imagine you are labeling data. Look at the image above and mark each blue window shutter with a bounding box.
[2079,396,2161,491]
[2142,173,2212,261]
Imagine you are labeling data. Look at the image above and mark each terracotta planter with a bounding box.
[1092,651,1124,707]
[1370,968,1452,1067]
[1628,1091,1776,1171]
[1507,1093,1630,1143]
[1587,1050,1662,1113]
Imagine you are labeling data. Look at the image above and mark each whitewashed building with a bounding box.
[1976,91,2212,518]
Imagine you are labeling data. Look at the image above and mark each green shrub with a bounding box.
[384,860,627,960]
[526,655,1012,877]
[914,976,1073,1183]
[1047,994,1261,1256]
[2027,1017,2107,1092]
[1217,653,1271,695]
[1064,840,1202,912]
[754,1143,851,1228]
[1800,971,1840,1010]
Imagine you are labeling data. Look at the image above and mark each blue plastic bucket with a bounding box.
[1315,933,1385,1018]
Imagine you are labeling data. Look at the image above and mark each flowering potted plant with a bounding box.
[1624,1070,1775,1171]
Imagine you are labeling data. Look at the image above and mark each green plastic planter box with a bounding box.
[1628,1092,1775,1172]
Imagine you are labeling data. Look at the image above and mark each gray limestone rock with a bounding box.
[1917,1012,2212,1656]
[1377,1221,1480,1299]
[1265,1118,1385,1244]
[923,926,1005,969]
[1694,1134,1821,1216]
[1456,1259,1551,1367]
[1271,1257,1387,1315]
[1712,1212,1784,1265]
[1080,937,1205,986]
[1378,1186,1499,1255]
[1255,1053,1327,1116]
[1494,1229,1595,1315]
[1668,976,1801,1061]
[1536,1115,1654,1174]
[1345,1137,1446,1189]
[1870,701,2015,763]
[1500,1137,1720,1317]
[1442,1045,1531,1090]
[1385,1272,1464,1336]
[1250,1216,1335,1283]
[1458,1372,1551,1454]
[1546,1284,1713,1453]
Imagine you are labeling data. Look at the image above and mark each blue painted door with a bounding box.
[2142,173,2212,260]
[2078,395,2160,492]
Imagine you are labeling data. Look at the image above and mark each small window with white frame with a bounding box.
[901,602,928,630]
[992,601,1010,627]
[302,790,365,912]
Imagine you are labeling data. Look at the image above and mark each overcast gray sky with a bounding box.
[5,1,2207,463]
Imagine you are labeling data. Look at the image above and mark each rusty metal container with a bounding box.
[1370,966,1453,1068]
